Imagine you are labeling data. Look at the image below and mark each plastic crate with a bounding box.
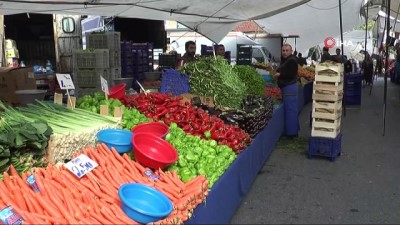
[74,68,110,88]
[73,49,109,69]
[345,95,361,105]
[159,54,180,68]
[109,50,121,67]
[110,67,121,81]
[345,87,361,97]
[86,32,121,51]
[308,133,342,161]
[121,41,133,52]
[160,69,190,96]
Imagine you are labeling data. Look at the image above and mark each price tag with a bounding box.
[26,175,40,193]
[0,206,24,225]
[56,74,75,90]
[100,76,109,95]
[144,169,160,181]
[64,154,98,178]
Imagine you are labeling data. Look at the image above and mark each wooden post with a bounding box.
[67,96,76,109]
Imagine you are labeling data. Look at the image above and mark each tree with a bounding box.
[356,20,375,31]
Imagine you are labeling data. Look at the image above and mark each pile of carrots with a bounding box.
[0,144,208,225]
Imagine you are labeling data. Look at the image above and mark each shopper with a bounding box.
[332,48,344,63]
[297,53,307,66]
[176,41,197,68]
[320,47,331,63]
[215,44,225,57]
[344,56,353,74]
[361,52,374,86]
[275,43,299,138]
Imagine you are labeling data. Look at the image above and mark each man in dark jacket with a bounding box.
[321,47,331,63]
[176,41,197,68]
[275,44,299,137]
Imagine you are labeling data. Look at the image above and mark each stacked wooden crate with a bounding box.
[312,64,343,138]
[308,63,344,161]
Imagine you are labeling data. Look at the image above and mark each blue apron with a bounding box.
[281,83,299,136]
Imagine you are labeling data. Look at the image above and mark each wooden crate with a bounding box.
[312,117,341,130]
[312,100,342,120]
[313,89,343,102]
[313,81,343,92]
[315,64,343,83]
[312,125,341,138]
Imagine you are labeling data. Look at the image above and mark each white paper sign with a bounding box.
[65,154,98,178]
[100,76,109,95]
[56,74,75,90]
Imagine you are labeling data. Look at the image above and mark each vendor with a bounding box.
[321,47,331,63]
[215,44,225,57]
[275,43,299,138]
[176,41,197,68]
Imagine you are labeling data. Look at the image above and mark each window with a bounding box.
[252,48,264,63]
[62,17,75,33]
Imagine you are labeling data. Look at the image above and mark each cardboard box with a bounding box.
[180,93,215,107]
[5,48,19,58]
[0,67,37,105]
[5,39,17,49]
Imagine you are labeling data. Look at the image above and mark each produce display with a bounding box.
[77,92,124,116]
[166,123,236,187]
[0,102,53,176]
[180,57,247,110]
[233,65,265,96]
[298,65,315,81]
[265,86,282,100]
[1,101,119,163]
[193,95,274,138]
[124,93,251,153]
[121,108,152,130]
[0,144,208,225]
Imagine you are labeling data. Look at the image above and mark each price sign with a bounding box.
[0,206,24,225]
[100,75,109,95]
[64,154,98,178]
[56,74,75,90]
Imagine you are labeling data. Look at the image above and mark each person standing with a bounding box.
[297,53,307,66]
[176,41,197,68]
[321,47,331,63]
[275,44,299,138]
[361,52,374,86]
[215,44,225,57]
[332,48,344,63]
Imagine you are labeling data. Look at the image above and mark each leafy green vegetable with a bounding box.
[233,65,265,95]
[180,56,247,109]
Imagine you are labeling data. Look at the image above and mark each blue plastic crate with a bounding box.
[345,87,361,97]
[308,133,342,161]
[345,95,361,105]
[160,69,190,96]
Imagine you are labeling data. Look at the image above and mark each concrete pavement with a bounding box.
[231,78,400,224]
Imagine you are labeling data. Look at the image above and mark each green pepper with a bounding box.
[178,158,187,167]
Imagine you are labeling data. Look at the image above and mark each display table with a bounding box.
[344,73,362,106]
[186,104,284,224]
[303,81,313,104]
[297,84,304,113]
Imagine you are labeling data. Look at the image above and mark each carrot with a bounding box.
[131,160,146,173]
[21,172,28,182]
[23,194,35,213]
[33,193,63,218]
[86,172,101,191]
[33,173,47,196]
[3,172,13,192]
[109,204,139,224]
[162,173,185,192]
[111,147,126,165]
[11,186,28,211]
[90,210,113,224]
[106,165,125,184]
[9,164,18,176]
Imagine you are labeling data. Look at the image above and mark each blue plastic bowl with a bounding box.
[96,129,133,153]
[118,183,173,224]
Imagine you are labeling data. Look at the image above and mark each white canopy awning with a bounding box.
[0,0,311,42]
[256,0,365,53]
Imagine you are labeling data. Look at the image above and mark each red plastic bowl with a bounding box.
[132,133,178,169]
[131,122,169,139]
[109,83,127,100]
